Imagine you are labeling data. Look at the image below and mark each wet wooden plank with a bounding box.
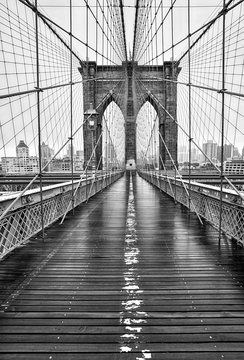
[0,323,244,332]
[2,316,244,326]
[0,354,244,360]
[1,342,244,352]
[10,297,243,306]
[4,305,244,312]
[1,333,244,343]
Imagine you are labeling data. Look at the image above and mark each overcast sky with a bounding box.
[38,0,223,62]
[1,1,243,161]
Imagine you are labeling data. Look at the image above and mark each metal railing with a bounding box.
[139,170,244,245]
[0,171,124,259]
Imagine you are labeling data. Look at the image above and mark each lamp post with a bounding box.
[84,103,98,170]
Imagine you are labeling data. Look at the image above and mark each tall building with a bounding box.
[105,142,116,169]
[66,144,75,159]
[178,145,188,163]
[233,147,241,159]
[41,142,54,171]
[28,156,39,173]
[41,142,53,159]
[16,140,29,161]
[217,144,233,162]
[191,146,201,163]
[75,150,84,161]
[74,150,84,171]
[202,140,217,163]
[16,140,29,172]
[178,145,201,164]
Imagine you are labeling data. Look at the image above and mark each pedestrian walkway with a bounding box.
[1,173,244,359]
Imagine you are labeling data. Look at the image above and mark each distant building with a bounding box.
[75,150,84,161]
[16,140,29,172]
[178,146,201,164]
[1,156,38,173]
[2,141,31,173]
[202,140,217,163]
[233,147,241,160]
[1,140,83,174]
[41,142,53,159]
[1,157,19,173]
[217,144,241,162]
[74,150,84,171]
[66,144,75,159]
[51,159,71,172]
[178,145,188,163]
[105,142,116,169]
[191,147,201,163]
[224,160,244,174]
[217,144,233,162]
[16,140,29,160]
[28,156,39,173]
[41,142,54,171]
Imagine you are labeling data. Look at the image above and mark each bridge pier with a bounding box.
[80,61,180,170]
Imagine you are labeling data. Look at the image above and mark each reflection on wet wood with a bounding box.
[1,173,244,359]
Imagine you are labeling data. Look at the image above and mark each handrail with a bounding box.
[0,171,124,259]
[139,170,244,245]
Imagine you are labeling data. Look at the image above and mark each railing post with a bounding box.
[86,167,88,201]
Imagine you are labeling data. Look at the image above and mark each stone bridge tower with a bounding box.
[80,61,180,170]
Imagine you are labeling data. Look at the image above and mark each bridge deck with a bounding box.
[1,173,244,359]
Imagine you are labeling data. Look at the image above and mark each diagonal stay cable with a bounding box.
[19,0,120,65]
[0,78,125,222]
[135,75,244,200]
[60,78,126,223]
[134,75,202,222]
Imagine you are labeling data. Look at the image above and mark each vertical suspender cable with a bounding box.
[145,3,148,66]
[102,0,107,174]
[95,2,98,93]
[86,1,89,179]
[154,0,158,175]
[96,1,101,176]
[160,1,165,172]
[106,2,109,173]
[188,0,192,210]
[219,0,226,243]
[35,0,45,240]
[106,1,109,174]
[171,0,177,202]
[149,5,153,172]
[151,3,156,174]
[86,2,89,63]
[70,0,74,214]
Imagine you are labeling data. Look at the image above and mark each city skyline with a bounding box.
[178,140,244,164]
[1,140,84,174]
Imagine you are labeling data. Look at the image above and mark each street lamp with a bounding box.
[84,103,98,170]
[89,118,95,129]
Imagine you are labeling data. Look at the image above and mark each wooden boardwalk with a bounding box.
[1,173,244,359]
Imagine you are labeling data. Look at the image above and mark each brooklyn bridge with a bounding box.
[1,0,244,359]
